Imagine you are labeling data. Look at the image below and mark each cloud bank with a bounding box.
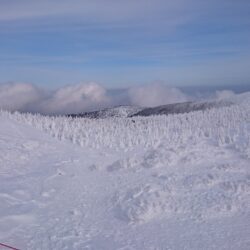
[0,82,43,112]
[129,83,188,107]
[215,90,235,100]
[0,82,190,115]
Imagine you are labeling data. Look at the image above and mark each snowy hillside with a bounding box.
[130,100,232,117]
[0,93,250,250]
[68,106,142,119]
[67,100,231,119]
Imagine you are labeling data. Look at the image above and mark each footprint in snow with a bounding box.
[113,184,176,224]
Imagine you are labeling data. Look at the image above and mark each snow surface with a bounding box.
[0,93,250,250]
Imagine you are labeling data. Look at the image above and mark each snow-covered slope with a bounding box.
[0,93,250,250]
[68,100,232,119]
[131,100,232,117]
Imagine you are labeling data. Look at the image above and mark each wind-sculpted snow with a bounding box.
[0,95,250,249]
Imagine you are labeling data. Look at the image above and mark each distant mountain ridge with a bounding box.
[130,100,232,117]
[68,105,143,119]
[68,100,233,119]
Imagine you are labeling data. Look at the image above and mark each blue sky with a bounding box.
[0,0,249,88]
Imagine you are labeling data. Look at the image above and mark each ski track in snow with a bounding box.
[0,98,250,250]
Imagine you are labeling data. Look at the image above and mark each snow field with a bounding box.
[0,98,250,249]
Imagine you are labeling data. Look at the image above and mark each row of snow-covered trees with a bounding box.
[1,103,250,155]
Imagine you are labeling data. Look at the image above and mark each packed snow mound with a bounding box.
[0,92,250,250]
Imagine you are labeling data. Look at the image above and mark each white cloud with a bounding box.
[0,82,43,112]
[0,82,189,115]
[39,82,111,115]
[128,83,188,107]
[215,90,235,100]
[0,0,187,22]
